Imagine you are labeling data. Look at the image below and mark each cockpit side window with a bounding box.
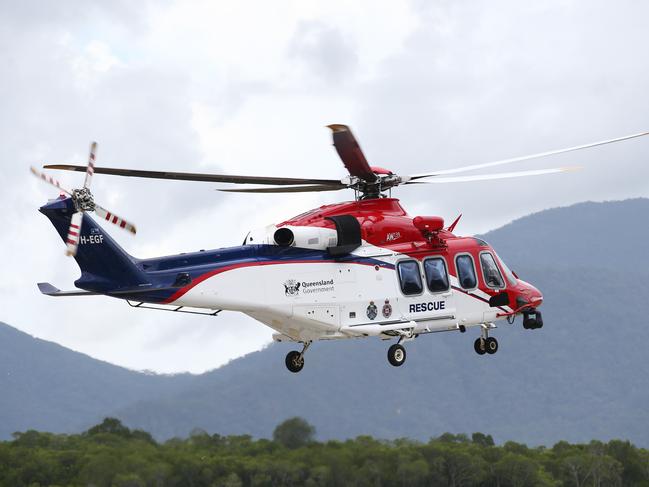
[423,258,449,293]
[480,252,505,289]
[397,260,423,295]
[455,254,477,290]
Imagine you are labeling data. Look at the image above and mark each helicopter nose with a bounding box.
[514,280,543,309]
[514,281,544,330]
[527,284,543,307]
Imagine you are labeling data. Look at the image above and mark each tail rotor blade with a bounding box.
[83,141,97,190]
[30,167,72,195]
[94,204,137,235]
[65,212,83,256]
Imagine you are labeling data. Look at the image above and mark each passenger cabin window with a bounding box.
[456,254,477,289]
[424,258,449,292]
[480,252,505,289]
[397,260,423,295]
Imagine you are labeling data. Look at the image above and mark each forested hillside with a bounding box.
[2,418,648,487]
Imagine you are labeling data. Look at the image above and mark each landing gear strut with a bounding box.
[474,325,499,356]
[285,341,311,373]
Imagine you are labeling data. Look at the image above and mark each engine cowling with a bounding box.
[244,224,338,251]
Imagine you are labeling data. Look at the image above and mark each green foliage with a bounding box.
[0,417,648,487]
[272,417,316,449]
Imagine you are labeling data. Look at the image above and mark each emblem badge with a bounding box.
[382,299,392,318]
[283,279,300,297]
[366,301,378,320]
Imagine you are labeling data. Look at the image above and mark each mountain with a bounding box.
[0,323,195,439]
[2,198,649,446]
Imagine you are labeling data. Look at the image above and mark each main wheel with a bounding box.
[485,337,499,355]
[387,344,406,367]
[285,351,304,373]
[474,338,486,355]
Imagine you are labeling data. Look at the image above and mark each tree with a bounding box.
[397,458,429,487]
[495,453,540,487]
[86,418,131,438]
[216,472,243,487]
[436,445,485,487]
[273,417,315,449]
[113,472,145,487]
[472,432,495,447]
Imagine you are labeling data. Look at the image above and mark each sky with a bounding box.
[1,0,648,373]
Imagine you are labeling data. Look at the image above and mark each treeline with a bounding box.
[1,417,648,487]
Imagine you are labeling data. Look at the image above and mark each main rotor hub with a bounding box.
[72,187,95,212]
[349,174,403,199]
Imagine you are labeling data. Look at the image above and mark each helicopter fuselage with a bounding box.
[40,196,543,369]
[129,198,542,342]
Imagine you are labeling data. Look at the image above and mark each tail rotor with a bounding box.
[31,142,137,257]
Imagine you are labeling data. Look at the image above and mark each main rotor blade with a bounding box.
[327,124,378,182]
[30,166,72,195]
[65,211,83,257]
[218,184,346,194]
[83,141,97,190]
[406,166,580,184]
[94,204,137,234]
[43,165,342,186]
[409,131,649,180]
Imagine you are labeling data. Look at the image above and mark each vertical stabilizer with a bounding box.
[39,197,148,292]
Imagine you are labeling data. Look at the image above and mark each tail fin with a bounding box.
[39,197,148,292]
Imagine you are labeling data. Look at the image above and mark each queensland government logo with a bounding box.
[283,279,301,296]
[283,278,335,297]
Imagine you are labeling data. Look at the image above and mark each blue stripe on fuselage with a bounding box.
[123,245,393,303]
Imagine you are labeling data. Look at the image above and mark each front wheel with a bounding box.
[285,351,304,373]
[387,344,406,367]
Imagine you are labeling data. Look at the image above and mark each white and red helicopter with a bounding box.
[32,125,649,372]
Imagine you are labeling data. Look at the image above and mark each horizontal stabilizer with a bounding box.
[37,282,99,297]
[37,273,192,298]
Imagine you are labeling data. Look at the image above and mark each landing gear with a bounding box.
[285,351,304,373]
[387,343,407,367]
[285,341,311,373]
[485,337,498,354]
[474,324,498,356]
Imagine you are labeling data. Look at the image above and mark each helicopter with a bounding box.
[31,125,649,372]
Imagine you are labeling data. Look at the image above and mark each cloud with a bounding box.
[288,21,358,83]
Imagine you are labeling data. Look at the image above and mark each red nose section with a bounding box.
[518,281,543,308]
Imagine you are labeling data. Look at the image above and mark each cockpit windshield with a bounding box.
[494,251,518,287]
